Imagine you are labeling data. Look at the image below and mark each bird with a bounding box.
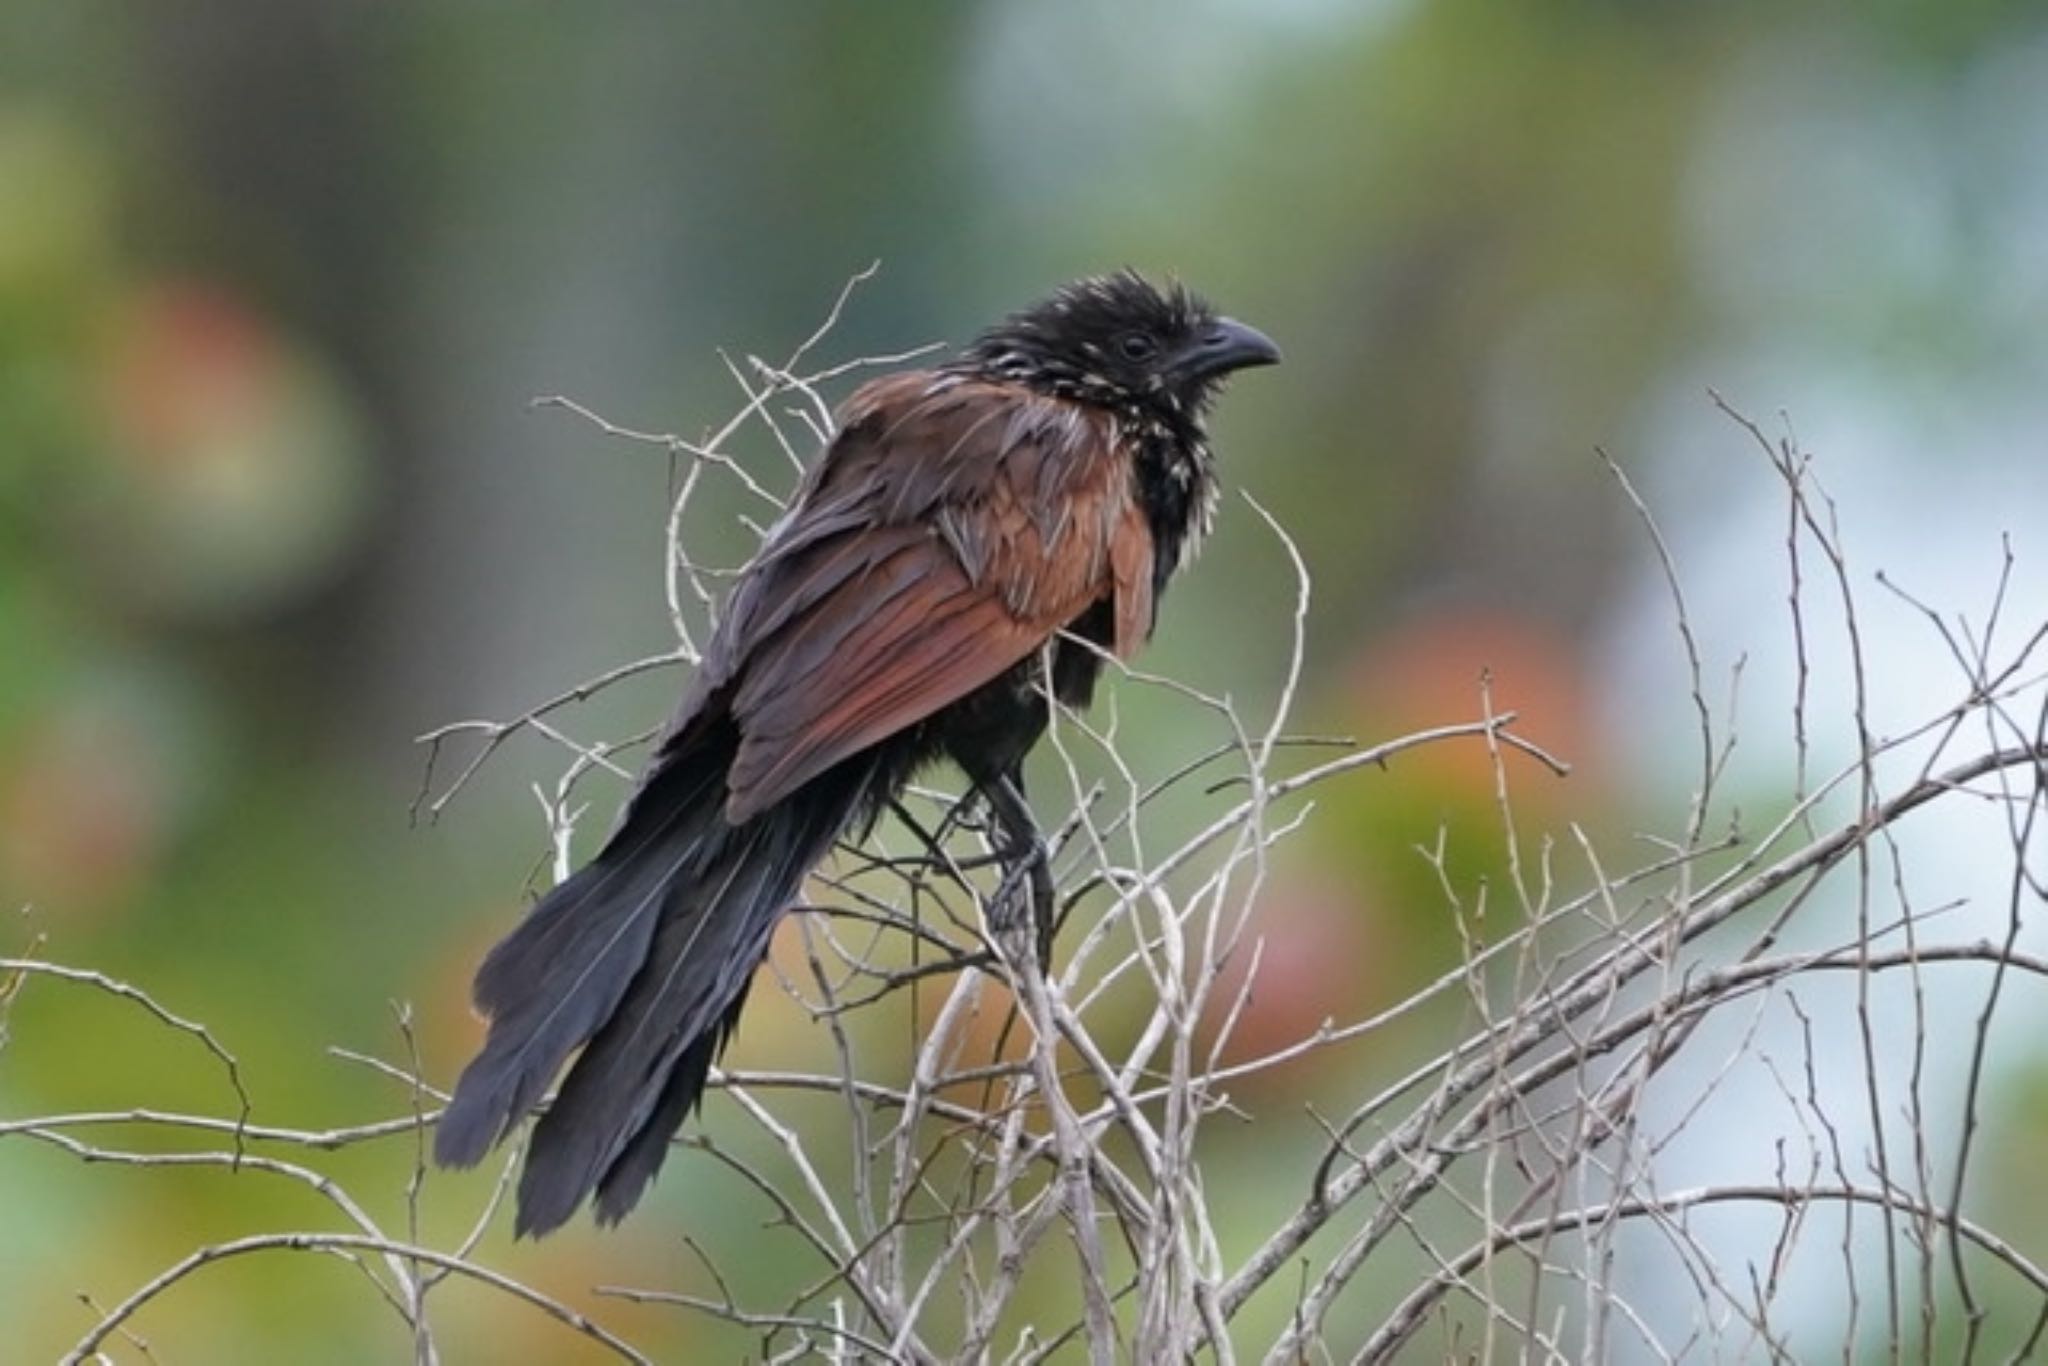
[433,271,1279,1236]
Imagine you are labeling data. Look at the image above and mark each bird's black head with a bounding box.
[961,271,1280,423]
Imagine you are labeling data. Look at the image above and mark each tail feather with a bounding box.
[436,717,873,1235]
[434,820,692,1166]
[515,775,858,1235]
[434,729,727,1171]
[591,983,750,1226]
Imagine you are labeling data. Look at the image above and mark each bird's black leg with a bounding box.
[981,769,1055,967]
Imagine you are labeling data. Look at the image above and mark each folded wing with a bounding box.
[712,373,1155,822]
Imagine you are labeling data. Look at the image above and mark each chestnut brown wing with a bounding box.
[713,372,1155,823]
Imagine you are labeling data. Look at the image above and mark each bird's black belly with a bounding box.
[925,596,1117,789]
[931,656,1056,788]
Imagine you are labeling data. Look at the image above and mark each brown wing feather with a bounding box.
[715,373,1154,822]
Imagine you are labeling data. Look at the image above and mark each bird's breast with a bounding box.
[1130,430,1213,600]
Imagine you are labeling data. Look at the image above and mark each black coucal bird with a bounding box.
[434,272,1279,1235]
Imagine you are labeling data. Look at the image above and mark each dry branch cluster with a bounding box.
[6,276,2047,1364]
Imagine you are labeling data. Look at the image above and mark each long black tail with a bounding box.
[435,721,867,1236]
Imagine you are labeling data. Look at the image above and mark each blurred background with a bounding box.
[4,2,2047,1360]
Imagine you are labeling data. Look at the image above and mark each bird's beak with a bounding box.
[1171,316,1282,384]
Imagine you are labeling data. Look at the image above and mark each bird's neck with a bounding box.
[1126,413,1217,601]
[952,355,1219,596]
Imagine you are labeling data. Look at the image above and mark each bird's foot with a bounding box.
[990,838,1055,972]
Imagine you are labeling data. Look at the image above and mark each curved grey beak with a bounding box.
[1171,316,1282,384]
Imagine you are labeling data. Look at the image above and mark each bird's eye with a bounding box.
[1116,333,1159,362]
